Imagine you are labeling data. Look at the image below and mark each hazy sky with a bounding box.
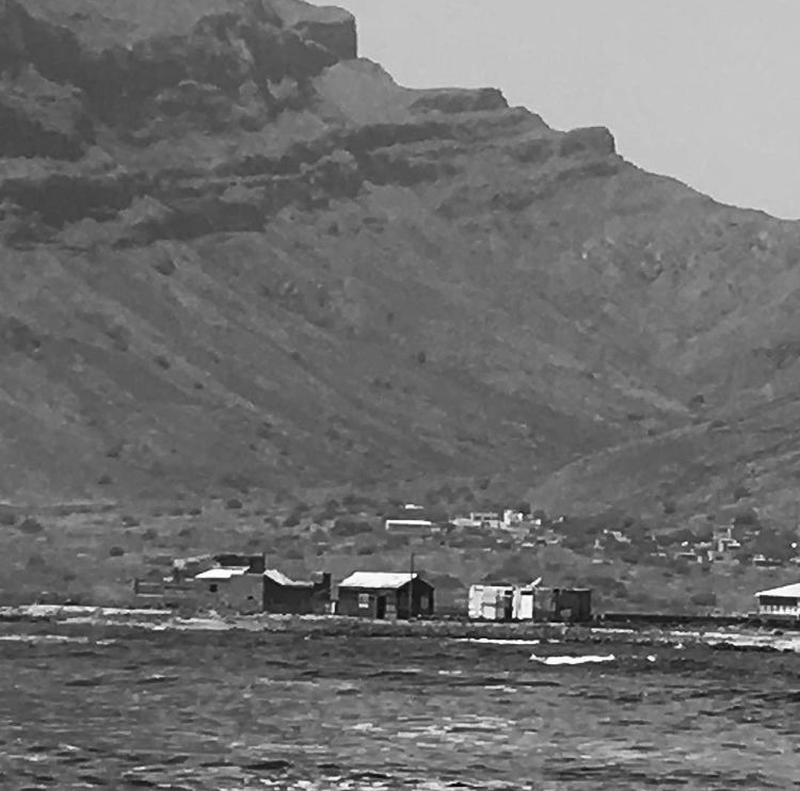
[334,1,799,220]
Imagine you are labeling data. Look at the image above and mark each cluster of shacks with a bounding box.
[135,552,591,622]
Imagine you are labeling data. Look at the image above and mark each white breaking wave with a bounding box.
[530,653,615,666]
[458,638,542,646]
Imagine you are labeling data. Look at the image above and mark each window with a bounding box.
[358,593,370,609]
[209,584,218,593]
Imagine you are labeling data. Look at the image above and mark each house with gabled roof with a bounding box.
[336,571,434,619]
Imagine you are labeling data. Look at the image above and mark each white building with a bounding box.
[467,580,540,621]
[755,582,800,617]
[384,518,435,532]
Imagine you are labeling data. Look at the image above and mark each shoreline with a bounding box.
[1,605,799,652]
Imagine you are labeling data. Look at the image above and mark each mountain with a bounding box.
[2,0,800,524]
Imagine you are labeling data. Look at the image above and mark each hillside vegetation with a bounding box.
[2,0,800,606]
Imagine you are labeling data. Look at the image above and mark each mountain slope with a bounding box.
[2,0,800,518]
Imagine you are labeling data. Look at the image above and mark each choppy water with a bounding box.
[1,625,799,790]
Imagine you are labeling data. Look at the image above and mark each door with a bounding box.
[376,595,387,619]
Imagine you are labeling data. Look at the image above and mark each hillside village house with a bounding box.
[384,518,436,533]
[452,509,525,530]
[336,572,434,619]
[755,582,800,618]
[263,569,331,614]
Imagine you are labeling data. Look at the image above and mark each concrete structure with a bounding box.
[755,582,800,617]
[194,566,263,614]
[337,572,434,619]
[263,569,331,614]
[468,583,537,621]
[384,518,435,533]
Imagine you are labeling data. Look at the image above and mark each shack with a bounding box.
[193,553,266,614]
[194,566,263,613]
[337,572,434,619]
[755,582,800,618]
[468,582,537,621]
[550,588,592,622]
[263,569,331,614]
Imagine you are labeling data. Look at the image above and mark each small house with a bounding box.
[384,518,435,533]
[468,582,537,621]
[755,582,800,618]
[550,588,592,622]
[337,571,434,619]
[263,569,331,614]
[194,565,263,613]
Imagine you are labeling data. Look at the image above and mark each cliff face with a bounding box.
[2,0,800,520]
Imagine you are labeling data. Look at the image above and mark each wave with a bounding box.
[456,638,543,646]
[530,653,615,666]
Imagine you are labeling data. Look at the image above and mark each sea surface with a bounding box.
[1,623,799,790]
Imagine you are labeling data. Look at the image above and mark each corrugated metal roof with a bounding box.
[755,582,800,598]
[194,567,250,580]
[339,571,418,590]
[264,569,296,586]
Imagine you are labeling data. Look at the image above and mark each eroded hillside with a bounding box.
[2,0,800,520]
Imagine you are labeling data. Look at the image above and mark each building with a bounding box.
[550,588,592,622]
[384,518,436,533]
[336,571,434,619]
[755,582,800,618]
[192,553,331,615]
[194,565,263,614]
[263,569,331,614]
[468,582,537,621]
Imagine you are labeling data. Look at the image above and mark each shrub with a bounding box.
[690,590,717,608]
[187,507,203,516]
[97,474,113,486]
[121,515,140,527]
[331,518,374,537]
[18,517,43,534]
[108,546,125,557]
[154,355,170,370]
[0,509,17,526]
[142,527,158,541]
[356,544,375,556]
[282,513,301,528]
[225,497,243,510]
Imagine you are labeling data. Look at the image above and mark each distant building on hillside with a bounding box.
[336,571,434,619]
[755,582,800,618]
[384,518,436,533]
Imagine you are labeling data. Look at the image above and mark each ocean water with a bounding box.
[0,625,799,790]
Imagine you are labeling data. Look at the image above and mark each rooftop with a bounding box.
[194,567,250,581]
[339,571,420,590]
[755,582,800,598]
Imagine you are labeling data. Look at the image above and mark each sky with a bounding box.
[333,1,800,220]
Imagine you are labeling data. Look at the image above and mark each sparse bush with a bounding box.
[154,355,170,370]
[282,513,301,528]
[225,497,243,510]
[187,507,202,516]
[26,553,45,568]
[0,509,17,526]
[690,590,717,608]
[331,517,374,537]
[662,499,677,515]
[733,484,752,502]
[283,546,304,560]
[356,544,375,556]
[18,517,43,534]
[97,474,113,486]
[142,527,158,541]
[168,507,185,517]
[121,515,140,527]
[108,546,125,557]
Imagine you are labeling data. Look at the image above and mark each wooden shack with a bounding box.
[337,572,434,619]
[263,569,331,614]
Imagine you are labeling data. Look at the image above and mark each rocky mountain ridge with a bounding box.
[2,0,800,526]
